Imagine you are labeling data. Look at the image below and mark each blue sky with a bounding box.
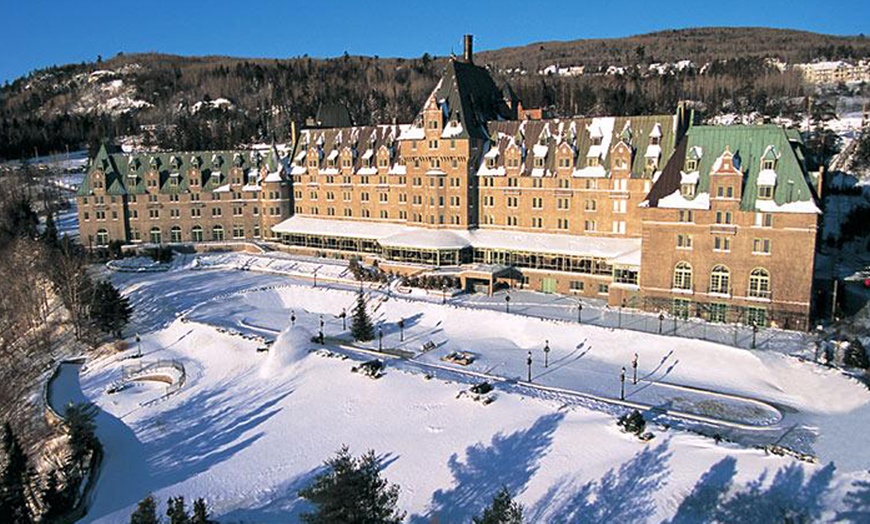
[3,0,868,83]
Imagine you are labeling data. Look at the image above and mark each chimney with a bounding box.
[464,34,473,64]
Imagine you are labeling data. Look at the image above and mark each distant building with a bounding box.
[796,60,870,84]
[77,35,823,329]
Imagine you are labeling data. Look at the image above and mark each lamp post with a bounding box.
[620,366,626,400]
[631,353,638,384]
[526,351,532,383]
[135,333,141,358]
[751,322,759,349]
[658,312,664,334]
[313,270,318,288]
[341,308,347,330]
[290,311,296,326]
[577,301,583,323]
[544,340,550,368]
[378,327,383,352]
[398,318,405,342]
[505,294,511,314]
[442,284,447,305]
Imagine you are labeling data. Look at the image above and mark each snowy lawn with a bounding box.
[56,263,870,522]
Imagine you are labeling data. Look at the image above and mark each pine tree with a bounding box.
[130,494,159,524]
[166,496,190,524]
[41,212,59,248]
[40,470,71,521]
[350,292,375,342]
[192,498,210,524]
[0,422,33,524]
[64,403,100,473]
[89,279,132,338]
[473,486,525,524]
[299,445,404,524]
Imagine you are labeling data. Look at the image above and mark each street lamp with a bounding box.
[341,308,347,330]
[751,322,759,349]
[620,366,626,400]
[526,351,532,382]
[658,312,665,334]
[135,333,141,358]
[577,301,583,323]
[442,284,447,305]
[290,311,296,326]
[320,315,324,332]
[378,327,383,352]
[398,318,405,342]
[544,340,550,368]
[505,294,511,314]
[631,353,638,384]
[313,270,318,288]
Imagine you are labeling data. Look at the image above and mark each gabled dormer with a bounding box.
[423,93,442,137]
[685,146,703,172]
[234,153,245,168]
[127,156,140,181]
[211,154,223,170]
[556,141,575,170]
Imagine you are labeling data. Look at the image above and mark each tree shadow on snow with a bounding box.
[216,465,324,523]
[668,458,836,524]
[410,412,564,524]
[839,475,870,523]
[529,440,671,524]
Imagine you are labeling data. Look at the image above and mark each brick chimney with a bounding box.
[464,34,473,64]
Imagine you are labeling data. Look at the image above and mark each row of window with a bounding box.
[673,263,771,298]
[92,224,264,246]
[676,234,771,254]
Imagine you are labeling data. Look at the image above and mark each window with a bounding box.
[570,281,584,292]
[531,217,543,228]
[709,303,728,323]
[753,238,771,254]
[678,210,694,223]
[95,229,109,247]
[673,262,692,290]
[755,213,773,228]
[507,216,518,226]
[559,179,571,189]
[557,218,569,230]
[212,207,222,217]
[534,157,545,168]
[715,211,732,224]
[507,197,518,208]
[584,219,597,232]
[584,199,597,211]
[233,225,245,239]
[673,298,691,319]
[150,227,162,244]
[612,200,626,214]
[532,178,543,188]
[557,198,570,210]
[748,268,771,299]
[191,208,201,218]
[758,185,774,199]
[587,157,600,167]
[585,179,596,190]
[762,159,775,170]
[714,236,731,252]
[681,183,696,198]
[613,267,638,285]
[747,307,767,326]
[148,209,159,219]
[685,159,698,171]
[710,265,730,295]
[191,226,203,242]
[677,234,693,249]
[212,225,224,241]
[507,178,518,188]
[597,284,609,294]
[170,226,182,243]
[532,197,543,209]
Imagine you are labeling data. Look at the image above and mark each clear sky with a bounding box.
[3,0,868,83]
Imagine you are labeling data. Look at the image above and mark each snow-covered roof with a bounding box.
[272,216,406,239]
[213,184,231,193]
[441,122,464,138]
[264,171,283,183]
[361,149,374,160]
[645,144,662,159]
[754,199,821,214]
[466,229,641,264]
[681,172,700,185]
[757,169,777,186]
[657,190,710,210]
[572,165,607,178]
[380,230,471,250]
[532,144,549,157]
[326,150,339,161]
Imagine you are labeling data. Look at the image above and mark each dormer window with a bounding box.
[681,183,696,198]
[428,120,439,129]
[645,157,658,174]
[534,157,546,168]
[558,157,572,168]
[685,159,698,171]
[587,157,599,167]
[247,172,258,185]
[762,159,775,170]
[650,136,660,146]
[758,185,774,199]
[169,176,179,187]
[486,157,497,168]
[591,136,602,146]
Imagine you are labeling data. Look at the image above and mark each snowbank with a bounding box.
[260,326,314,378]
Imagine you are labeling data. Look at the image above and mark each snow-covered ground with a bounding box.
[47,257,870,523]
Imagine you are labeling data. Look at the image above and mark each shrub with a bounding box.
[618,409,646,436]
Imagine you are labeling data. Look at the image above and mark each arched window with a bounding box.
[191,226,203,242]
[748,268,771,299]
[673,262,692,290]
[150,227,162,244]
[95,228,109,247]
[710,265,731,295]
[212,225,224,242]
[170,225,182,243]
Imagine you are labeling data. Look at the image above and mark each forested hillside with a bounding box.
[1,27,868,160]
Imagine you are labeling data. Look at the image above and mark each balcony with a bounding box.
[710,224,737,235]
[707,285,732,299]
[746,289,772,302]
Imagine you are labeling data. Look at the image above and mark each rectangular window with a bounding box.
[753,238,771,254]
[570,281,584,292]
[714,236,731,252]
[598,284,609,295]
[677,234,693,249]
[755,213,773,228]
[678,210,694,223]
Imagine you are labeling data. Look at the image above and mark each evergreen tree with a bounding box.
[473,486,525,524]
[299,445,404,524]
[350,292,375,342]
[130,494,159,524]
[0,422,33,524]
[40,470,71,521]
[41,212,59,248]
[192,498,210,524]
[64,403,100,472]
[89,279,132,338]
[166,496,190,524]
